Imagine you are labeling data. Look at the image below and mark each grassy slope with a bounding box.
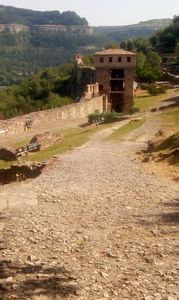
[0,123,112,169]
[158,107,179,129]
[134,89,178,112]
[106,118,145,142]
[157,107,179,163]
[150,107,179,166]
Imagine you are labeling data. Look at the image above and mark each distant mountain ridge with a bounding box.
[0,5,174,87]
[0,5,88,25]
[94,19,172,41]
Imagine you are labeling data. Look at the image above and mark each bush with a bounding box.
[130,107,140,114]
[140,83,150,90]
[88,111,124,124]
[148,84,167,96]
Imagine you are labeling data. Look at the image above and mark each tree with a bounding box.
[105,43,119,49]
[126,39,135,51]
[136,52,146,78]
[150,15,179,53]
[120,40,127,49]
[136,51,162,83]
[134,37,150,53]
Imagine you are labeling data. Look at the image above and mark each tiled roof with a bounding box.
[95,48,136,55]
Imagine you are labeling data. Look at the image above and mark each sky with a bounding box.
[0,0,178,26]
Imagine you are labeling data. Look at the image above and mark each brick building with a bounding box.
[94,49,136,113]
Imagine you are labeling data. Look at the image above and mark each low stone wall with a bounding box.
[165,72,179,85]
[0,162,46,185]
[0,96,105,135]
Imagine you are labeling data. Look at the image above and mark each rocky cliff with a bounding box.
[0,23,93,35]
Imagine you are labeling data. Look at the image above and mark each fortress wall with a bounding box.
[0,96,105,135]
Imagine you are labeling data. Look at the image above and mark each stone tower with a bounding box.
[94,48,136,113]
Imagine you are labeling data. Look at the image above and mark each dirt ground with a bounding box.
[0,111,178,300]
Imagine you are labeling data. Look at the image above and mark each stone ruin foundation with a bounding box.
[0,161,47,185]
[30,131,62,151]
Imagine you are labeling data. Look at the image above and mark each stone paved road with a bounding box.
[0,120,179,300]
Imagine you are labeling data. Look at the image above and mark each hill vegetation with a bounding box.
[0,5,88,25]
[0,30,107,86]
[117,16,179,82]
[0,5,173,86]
[150,15,179,53]
[0,63,74,119]
[94,19,172,42]
[0,6,178,119]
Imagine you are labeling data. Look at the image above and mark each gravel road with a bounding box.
[0,121,179,300]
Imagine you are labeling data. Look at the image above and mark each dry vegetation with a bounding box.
[134,88,178,111]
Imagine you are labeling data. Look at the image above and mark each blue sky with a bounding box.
[0,0,178,26]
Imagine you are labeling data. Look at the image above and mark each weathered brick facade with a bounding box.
[94,49,136,113]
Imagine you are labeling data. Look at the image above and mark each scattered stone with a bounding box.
[4,277,14,283]
[144,297,154,300]
[0,118,178,300]
[100,272,109,278]
[12,284,21,291]
[30,131,63,151]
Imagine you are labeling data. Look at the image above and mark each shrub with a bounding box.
[130,107,140,114]
[148,84,167,96]
[88,111,124,124]
[141,83,150,90]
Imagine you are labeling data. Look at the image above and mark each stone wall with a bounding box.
[124,69,135,112]
[94,52,136,68]
[94,50,136,113]
[95,68,134,113]
[0,96,105,135]
[165,72,179,85]
[72,66,96,98]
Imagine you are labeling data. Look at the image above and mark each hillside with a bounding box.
[150,15,179,53]
[0,5,173,86]
[0,5,88,25]
[94,19,172,41]
[0,6,99,86]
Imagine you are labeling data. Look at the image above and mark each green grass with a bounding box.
[134,89,178,112]
[0,123,112,168]
[0,160,12,169]
[11,139,29,149]
[0,140,29,169]
[26,127,98,161]
[106,117,146,142]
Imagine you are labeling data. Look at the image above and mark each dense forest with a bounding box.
[0,63,75,119]
[150,15,179,53]
[0,30,107,86]
[0,6,96,86]
[0,5,88,25]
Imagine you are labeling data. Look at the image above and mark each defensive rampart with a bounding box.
[0,94,106,135]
